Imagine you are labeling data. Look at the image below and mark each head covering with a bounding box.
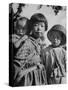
[47,24,66,46]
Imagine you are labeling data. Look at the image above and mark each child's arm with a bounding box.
[12,34,20,43]
[12,35,28,48]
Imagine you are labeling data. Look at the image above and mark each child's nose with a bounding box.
[55,38,58,43]
[37,26,42,32]
[20,29,23,33]
[55,39,56,41]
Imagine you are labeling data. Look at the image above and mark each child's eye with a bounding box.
[41,25,44,27]
[34,24,38,26]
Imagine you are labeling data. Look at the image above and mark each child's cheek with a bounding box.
[34,27,37,32]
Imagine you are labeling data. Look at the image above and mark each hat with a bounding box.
[47,24,66,45]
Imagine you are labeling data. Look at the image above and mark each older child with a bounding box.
[42,24,66,84]
[13,13,48,86]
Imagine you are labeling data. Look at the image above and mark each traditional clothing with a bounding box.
[13,36,47,86]
[42,25,66,84]
[42,46,66,84]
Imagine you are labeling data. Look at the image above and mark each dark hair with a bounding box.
[30,13,48,31]
[15,17,30,34]
[16,17,29,29]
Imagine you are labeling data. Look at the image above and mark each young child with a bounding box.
[11,17,30,85]
[13,13,48,86]
[12,17,30,49]
[42,24,66,84]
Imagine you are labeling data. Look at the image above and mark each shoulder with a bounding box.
[22,35,28,41]
[54,46,65,52]
[43,45,53,52]
[22,36,35,48]
[27,36,38,46]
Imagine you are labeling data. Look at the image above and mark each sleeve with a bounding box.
[62,48,66,72]
[53,48,66,77]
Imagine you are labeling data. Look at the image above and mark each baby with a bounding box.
[11,17,30,85]
[12,17,29,48]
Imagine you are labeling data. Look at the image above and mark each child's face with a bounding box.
[17,28,26,36]
[16,19,28,36]
[52,32,61,46]
[32,22,45,38]
[53,38,61,46]
[18,19,27,27]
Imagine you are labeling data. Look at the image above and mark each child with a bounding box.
[12,17,30,49]
[13,13,48,86]
[11,17,30,85]
[42,24,66,84]
[30,13,48,48]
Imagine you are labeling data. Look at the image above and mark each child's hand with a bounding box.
[12,34,20,39]
[21,35,28,41]
[12,34,20,43]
